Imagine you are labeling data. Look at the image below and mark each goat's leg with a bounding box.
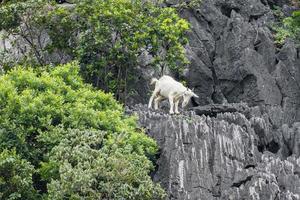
[148,94,155,109]
[175,99,180,114]
[168,96,174,114]
[148,89,159,109]
[154,95,163,110]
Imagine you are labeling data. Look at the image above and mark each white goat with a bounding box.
[148,75,199,114]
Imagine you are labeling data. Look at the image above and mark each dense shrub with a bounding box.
[46,129,165,200]
[0,149,38,200]
[0,62,165,199]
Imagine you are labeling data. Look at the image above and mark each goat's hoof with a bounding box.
[169,112,174,115]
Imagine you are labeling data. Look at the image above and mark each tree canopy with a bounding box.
[0,62,165,199]
[0,0,190,102]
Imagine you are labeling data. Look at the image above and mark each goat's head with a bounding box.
[182,88,199,108]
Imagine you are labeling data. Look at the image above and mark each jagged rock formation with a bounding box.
[128,2,300,198]
[128,104,300,200]
[135,0,300,125]
[179,0,300,124]
[1,0,300,199]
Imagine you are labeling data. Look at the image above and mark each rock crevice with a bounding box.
[128,104,300,200]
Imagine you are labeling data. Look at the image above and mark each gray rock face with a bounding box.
[139,0,300,125]
[128,104,300,200]
[0,30,72,67]
[281,122,300,157]
[191,103,250,117]
[134,7,300,197]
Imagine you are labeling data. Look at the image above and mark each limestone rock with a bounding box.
[128,104,300,200]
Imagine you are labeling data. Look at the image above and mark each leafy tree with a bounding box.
[0,0,190,102]
[0,149,38,200]
[0,0,79,68]
[0,62,164,198]
[0,0,52,66]
[75,0,189,100]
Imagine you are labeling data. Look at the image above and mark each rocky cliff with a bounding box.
[127,104,300,200]
[187,0,299,122]
[131,1,300,199]
[1,0,300,199]
[135,0,300,125]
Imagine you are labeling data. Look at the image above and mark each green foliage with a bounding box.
[274,10,300,45]
[75,0,189,100]
[0,0,190,102]
[171,0,202,10]
[272,5,285,21]
[274,26,292,45]
[0,0,57,66]
[0,149,38,200]
[45,129,165,200]
[0,62,164,198]
[43,5,78,58]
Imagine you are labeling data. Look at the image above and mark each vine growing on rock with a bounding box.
[274,7,300,45]
[0,0,190,102]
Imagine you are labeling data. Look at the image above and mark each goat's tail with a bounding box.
[150,78,158,85]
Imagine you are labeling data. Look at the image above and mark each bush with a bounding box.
[0,62,165,198]
[45,129,165,200]
[0,149,38,200]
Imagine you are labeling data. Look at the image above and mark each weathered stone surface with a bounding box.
[191,103,250,117]
[128,104,300,200]
[273,40,300,125]
[167,0,300,124]
[281,122,300,157]
[0,30,72,66]
[136,0,300,130]
[211,8,282,106]
[185,44,214,106]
